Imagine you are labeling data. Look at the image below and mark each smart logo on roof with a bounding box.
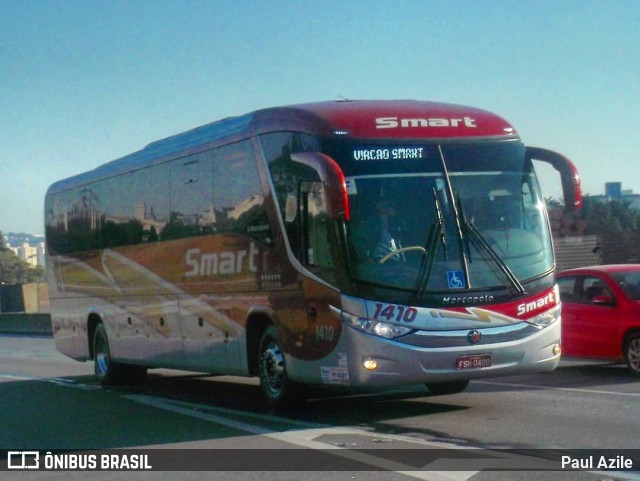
[375,116,477,129]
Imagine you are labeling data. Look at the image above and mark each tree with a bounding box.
[547,198,640,238]
[0,231,45,284]
[582,198,640,235]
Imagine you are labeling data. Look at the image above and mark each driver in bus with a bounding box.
[349,188,402,263]
[371,198,402,261]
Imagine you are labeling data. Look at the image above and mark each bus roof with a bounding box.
[47,100,518,194]
[286,100,517,139]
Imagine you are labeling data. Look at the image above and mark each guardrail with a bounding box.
[0,314,53,336]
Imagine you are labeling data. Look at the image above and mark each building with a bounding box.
[8,242,46,268]
[587,182,640,210]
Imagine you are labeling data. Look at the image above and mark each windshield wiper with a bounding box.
[434,188,448,260]
[413,188,447,298]
[457,194,526,295]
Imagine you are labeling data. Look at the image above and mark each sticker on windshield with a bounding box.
[447,270,466,289]
[345,177,358,195]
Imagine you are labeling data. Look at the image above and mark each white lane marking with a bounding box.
[139,398,640,480]
[125,394,270,435]
[0,374,33,381]
[474,379,640,397]
[591,473,640,481]
[158,397,331,430]
[46,377,102,390]
[124,394,479,481]
[23,378,638,479]
[0,373,103,391]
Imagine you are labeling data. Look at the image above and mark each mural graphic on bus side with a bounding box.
[49,234,343,361]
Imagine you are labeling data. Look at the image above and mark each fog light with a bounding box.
[553,342,561,356]
[363,358,378,371]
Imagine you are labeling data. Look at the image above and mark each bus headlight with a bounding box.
[341,312,413,339]
[373,322,412,338]
[525,305,560,329]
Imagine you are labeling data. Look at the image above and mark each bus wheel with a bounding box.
[624,333,640,376]
[93,323,146,385]
[258,326,304,409]
[94,323,120,384]
[425,380,470,395]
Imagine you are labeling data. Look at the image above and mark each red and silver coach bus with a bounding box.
[45,100,581,407]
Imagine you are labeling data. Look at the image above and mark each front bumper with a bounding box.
[340,321,560,387]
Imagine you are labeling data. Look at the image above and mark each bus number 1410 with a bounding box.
[316,325,335,341]
[372,303,418,323]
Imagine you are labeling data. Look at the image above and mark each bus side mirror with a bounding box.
[290,152,350,220]
[526,147,582,212]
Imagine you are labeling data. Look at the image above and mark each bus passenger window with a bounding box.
[213,141,270,243]
[166,154,215,239]
[46,186,102,253]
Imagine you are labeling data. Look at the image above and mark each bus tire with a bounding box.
[425,380,470,395]
[93,323,147,385]
[258,325,305,409]
[624,333,640,376]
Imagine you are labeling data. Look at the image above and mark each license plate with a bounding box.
[456,354,492,370]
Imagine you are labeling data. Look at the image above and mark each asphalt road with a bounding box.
[1,335,639,481]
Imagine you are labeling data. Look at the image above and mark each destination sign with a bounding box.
[352,147,426,161]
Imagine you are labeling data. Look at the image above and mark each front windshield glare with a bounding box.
[344,143,554,293]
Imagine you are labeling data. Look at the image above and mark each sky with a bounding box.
[1,0,639,234]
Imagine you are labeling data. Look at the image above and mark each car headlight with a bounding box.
[525,304,560,329]
[341,311,414,339]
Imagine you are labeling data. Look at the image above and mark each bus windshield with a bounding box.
[335,141,553,294]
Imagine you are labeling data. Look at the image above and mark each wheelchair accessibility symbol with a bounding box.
[447,270,466,289]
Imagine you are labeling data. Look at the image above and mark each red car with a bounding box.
[557,264,640,375]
